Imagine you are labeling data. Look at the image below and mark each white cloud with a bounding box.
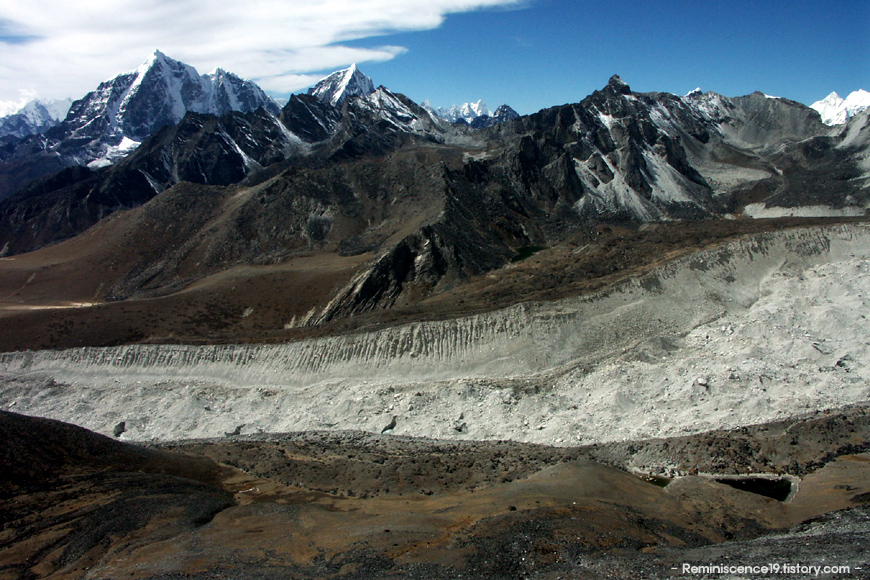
[0,0,525,105]
[0,88,38,116]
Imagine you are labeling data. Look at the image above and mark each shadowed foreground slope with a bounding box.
[2,409,870,579]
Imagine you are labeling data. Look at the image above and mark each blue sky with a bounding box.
[358,0,870,114]
[0,0,867,115]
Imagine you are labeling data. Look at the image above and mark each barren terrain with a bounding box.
[2,223,869,446]
[2,405,869,580]
[4,222,870,578]
[0,216,864,351]
[2,67,870,580]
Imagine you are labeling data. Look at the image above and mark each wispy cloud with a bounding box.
[0,89,37,117]
[0,0,524,110]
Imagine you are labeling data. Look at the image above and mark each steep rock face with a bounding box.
[117,108,305,192]
[492,77,860,222]
[279,94,343,143]
[203,68,280,117]
[63,51,279,145]
[324,87,450,160]
[497,75,717,222]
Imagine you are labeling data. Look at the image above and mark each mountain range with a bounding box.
[2,52,870,580]
[0,54,867,348]
[422,99,521,128]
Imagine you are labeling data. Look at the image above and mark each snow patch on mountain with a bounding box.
[86,137,142,169]
[811,90,870,125]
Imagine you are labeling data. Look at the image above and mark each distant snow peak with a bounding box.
[811,89,870,125]
[0,97,73,139]
[463,99,490,119]
[424,99,490,123]
[685,87,703,98]
[308,64,376,106]
[422,99,518,128]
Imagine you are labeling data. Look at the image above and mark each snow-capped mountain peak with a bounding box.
[811,89,870,125]
[308,64,376,106]
[44,50,279,167]
[114,50,206,136]
[63,50,272,143]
